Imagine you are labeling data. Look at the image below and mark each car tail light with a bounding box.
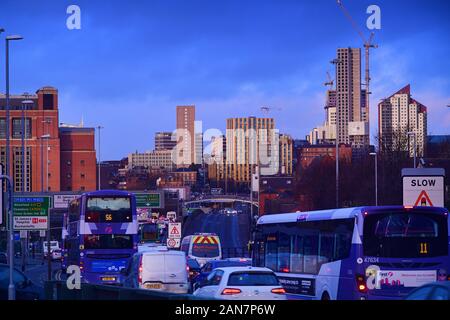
[281,267,290,273]
[221,288,242,295]
[138,256,143,285]
[356,274,367,293]
[271,288,286,294]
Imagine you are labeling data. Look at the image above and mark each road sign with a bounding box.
[135,192,163,208]
[402,168,445,207]
[168,222,181,239]
[167,238,181,248]
[53,194,79,209]
[13,196,50,230]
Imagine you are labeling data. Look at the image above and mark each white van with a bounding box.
[180,233,222,267]
[122,249,189,294]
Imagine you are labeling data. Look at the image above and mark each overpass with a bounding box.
[184,195,259,207]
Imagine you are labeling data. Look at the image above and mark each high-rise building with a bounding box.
[0,87,61,192]
[336,48,369,150]
[60,126,97,192]
[226,117,278,182]
[208,135,227,182]
[175,106,195,167]
[155,131,176,151]
[195,132,203,165]
[378,85,428,157]
[279,134,293,175]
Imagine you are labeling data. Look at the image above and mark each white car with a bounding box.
[193,266,287,300]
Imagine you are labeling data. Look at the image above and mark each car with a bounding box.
[43,241,61,260]
[0,264,44,300]
[192,259,252,290]
[187,258,201,282]
[121,248,189,294]
[193,266,287,300]
[404,281,450,300]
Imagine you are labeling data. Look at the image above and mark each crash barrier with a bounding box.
[44,281,209,300]
[222,247,250,259]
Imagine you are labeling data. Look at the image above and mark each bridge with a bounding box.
[184,195,259,207]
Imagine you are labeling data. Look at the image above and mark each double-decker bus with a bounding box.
[254,206,449,300]
[61,190,138,285]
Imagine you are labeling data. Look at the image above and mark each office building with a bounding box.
[0,87,61,192]
[155,131,176,151]
[225,117,277,182]
[60,126,96,192]
[175,105,195,167]
[127,150,174,171]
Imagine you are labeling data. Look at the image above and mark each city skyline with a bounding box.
[0,0,449,159]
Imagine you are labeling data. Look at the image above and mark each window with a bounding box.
[12,118,32,139]
[80,160,85,166]
[81,173,85,179]
[0,118,6,139]
[227,272,279,286]
[43,94,54,110]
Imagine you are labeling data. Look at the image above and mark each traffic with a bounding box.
[2,190,449,300]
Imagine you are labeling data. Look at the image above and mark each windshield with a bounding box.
[86,197,132,223]
[192,243,220,258]
[227,272,279,286]
[363,212,448,258]
[83,235,134,250]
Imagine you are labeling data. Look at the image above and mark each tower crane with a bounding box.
[324,71,334,90]
[336,0,378,126]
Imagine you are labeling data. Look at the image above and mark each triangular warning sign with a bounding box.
[414,190,434,207]
[170,226,180,235]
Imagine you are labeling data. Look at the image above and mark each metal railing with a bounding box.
[44,281,210,300]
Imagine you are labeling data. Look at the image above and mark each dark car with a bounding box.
[192,258,252,291]
[405,281,450,300]
[0,264,44,300]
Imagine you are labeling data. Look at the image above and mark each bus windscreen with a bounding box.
[86,197,132,222]
[83,235,134,249]
[363,212,448,258]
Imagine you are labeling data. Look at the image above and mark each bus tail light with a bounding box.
[138,256,143,285]
[356,274,368,293]
[271,288,286,294]
[221,288,242,295]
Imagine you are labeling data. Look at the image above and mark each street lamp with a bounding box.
[97,126,104,190]
[40,134,51,281]
[331,58,342,208]
[407,132,417,168]
[369,152,378,206]
[5,34,24,179]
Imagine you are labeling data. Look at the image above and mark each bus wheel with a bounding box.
[321,292,331,300]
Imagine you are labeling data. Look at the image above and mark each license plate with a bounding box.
[101,277,116,282]
[145,283,162,289]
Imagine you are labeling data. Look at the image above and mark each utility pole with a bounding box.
[331,58,341,208]
[97,126,104,190]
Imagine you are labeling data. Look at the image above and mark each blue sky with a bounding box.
[0,0,449,159]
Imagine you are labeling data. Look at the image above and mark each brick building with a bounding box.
[0,87,60,192]
[297,143,352,169]
[60,127,97,191]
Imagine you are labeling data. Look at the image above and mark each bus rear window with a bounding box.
[83,235,134,250]
[363,212,448,258]
[86,197,132,223]
[192,243,220,258]
[140,224,159,242]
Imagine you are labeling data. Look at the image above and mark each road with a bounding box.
[182,210,251,257]
[17,255,62,287]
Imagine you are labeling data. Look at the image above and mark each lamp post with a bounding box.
[40,134,51,280]
[369,152,378,206]
[5,34,23,178]
[407,132,417,168]
[331,58,342,208]
[97,126,104,190]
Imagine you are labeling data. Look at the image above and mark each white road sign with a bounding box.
[167,238,181,248]
[53,194,79,209]
[168,222,182,239]
[403,175,444,207]
[14,216,49,230]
